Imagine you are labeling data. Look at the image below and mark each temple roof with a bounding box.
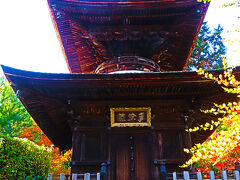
[2,65,240,150]
[47,0,209,73]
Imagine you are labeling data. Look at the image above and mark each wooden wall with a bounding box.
[71,129,191,179]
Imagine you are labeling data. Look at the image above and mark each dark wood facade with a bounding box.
[2,66,240,179]
[3,0,236,179]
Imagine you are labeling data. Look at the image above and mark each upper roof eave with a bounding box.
[47,0,209,73]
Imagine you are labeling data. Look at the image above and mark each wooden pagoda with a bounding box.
[2,0,240,179]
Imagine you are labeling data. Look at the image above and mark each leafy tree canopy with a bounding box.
[0,136,51,179]
[0,78,33,137]
[0,77,71,174]
[186,22,227,70]
[20,121,71,174]
[182,64,240,172]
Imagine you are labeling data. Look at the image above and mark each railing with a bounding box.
[165,170,240,180]
[159,162,240,180]
[47,162,107,180]
[47,170,240,180]
[47,173,100,180]
[95,56,161,73]
[47,162,240,180]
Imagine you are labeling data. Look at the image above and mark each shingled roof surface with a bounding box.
[48,0,209,73]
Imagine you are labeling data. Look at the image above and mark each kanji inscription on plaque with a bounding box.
[110,107,151,127]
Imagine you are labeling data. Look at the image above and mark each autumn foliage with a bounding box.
[0,77,71,175]
[182,63,240,172]
[19,121,52,147]
[20,121,71,174]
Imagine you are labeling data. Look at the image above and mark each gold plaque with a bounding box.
[110,107,151,127]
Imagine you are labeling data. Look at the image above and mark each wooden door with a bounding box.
[134,135,151,180]
[113,135,131,180]
[112,133,152,180]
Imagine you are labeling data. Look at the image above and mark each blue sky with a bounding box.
[0,0,239,75]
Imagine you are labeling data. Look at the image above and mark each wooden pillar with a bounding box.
[71,120,80,173]
[182,115,192,162]
[152,130,160,180]
[107,128,112,180]
[66,100,81,173]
